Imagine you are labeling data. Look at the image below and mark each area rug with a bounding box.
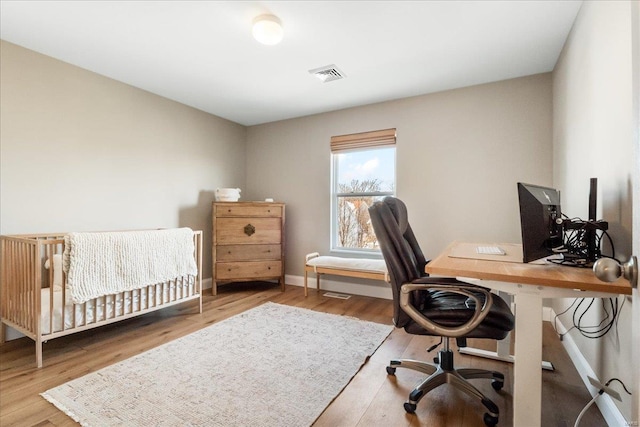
[41,302,393,427]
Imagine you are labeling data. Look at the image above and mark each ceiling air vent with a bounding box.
[309,64,346,83]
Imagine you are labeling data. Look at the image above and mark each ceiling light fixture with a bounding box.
[252,14,284,46]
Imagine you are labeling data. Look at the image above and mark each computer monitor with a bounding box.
[517,183,563,263]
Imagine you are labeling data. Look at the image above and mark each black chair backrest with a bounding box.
[369,197,428,328]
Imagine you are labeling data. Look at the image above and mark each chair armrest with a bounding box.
[399,281,493,338]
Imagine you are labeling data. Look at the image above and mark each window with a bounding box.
[331,129,396,252]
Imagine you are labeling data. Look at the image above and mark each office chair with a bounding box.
[368,197,515,427]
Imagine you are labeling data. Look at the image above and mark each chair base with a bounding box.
[387,348,504,427]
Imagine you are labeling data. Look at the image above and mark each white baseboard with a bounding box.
[546,307,628,426]
[285,274,392,300]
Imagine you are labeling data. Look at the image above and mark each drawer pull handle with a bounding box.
[244,224,256,236]
[228,250,232,254]
[268,266,271,270]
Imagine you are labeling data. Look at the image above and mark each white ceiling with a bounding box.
[0,1,582,126]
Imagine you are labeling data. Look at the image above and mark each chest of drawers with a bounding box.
[212,201,285,295]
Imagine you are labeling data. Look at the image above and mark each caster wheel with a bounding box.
[404,402,417,414]
[483,413,498,426]
[491,380,504,391]
[386,366,396,375]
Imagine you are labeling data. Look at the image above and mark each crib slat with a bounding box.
[33,243,40,335]
[0,240,15,329]
[34,243,42,367]
[19,240,27,328]
[153,284,158,308]
[0,239,5,341]
[28,244,34,331]
[29,243,35,332]
[22,241,27,329]
[46,245,54,336]
[60,276,66,332]
[196,230,203,314]
[13,240,20,329]
[70,297,76,331]
[13,241,20,328]
[5,240,13,327]
[18,240,24,325]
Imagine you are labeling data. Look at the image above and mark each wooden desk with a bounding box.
[426,242,632,427]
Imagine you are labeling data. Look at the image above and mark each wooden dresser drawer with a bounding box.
[215,261,282,280]
[216,217,281,245]
[215,204,283,218]
[216,244,281,262]
[212,201,285,295]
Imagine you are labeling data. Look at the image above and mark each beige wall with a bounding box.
[246,73,553,288]
[0,40,247,281]
[552,1,634,420]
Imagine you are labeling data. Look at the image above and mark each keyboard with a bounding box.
[476,245,506,256]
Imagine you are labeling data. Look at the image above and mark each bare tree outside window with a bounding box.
[337,180,385,249]
[332,146,395,251]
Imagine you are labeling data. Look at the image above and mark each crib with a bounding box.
[0,229,203,368]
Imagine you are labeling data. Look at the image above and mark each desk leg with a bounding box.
[513,291,543,427]
[459,292,512,362]
[459,291,554,370]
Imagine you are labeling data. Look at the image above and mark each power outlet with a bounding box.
[587,376,622,402]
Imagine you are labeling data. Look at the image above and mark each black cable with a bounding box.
[554,296,622,340]
[600,230,615,259]
[574,298,596,332]
[614,296,626,336]
[553,298,579,339]
[551,214,621,339]
[605,378,632,396]
[565,296,619,339]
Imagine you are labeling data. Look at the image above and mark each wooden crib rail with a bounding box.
[1,230,203,367]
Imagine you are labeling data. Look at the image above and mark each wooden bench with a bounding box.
[304,252,389,297]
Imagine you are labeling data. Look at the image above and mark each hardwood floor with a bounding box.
[0,283,606,427]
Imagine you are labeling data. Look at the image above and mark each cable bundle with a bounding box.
[554,296,625,340]
[548,215,614,268]
[550,220,625,340]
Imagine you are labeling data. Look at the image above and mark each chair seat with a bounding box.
[404,289,515,340]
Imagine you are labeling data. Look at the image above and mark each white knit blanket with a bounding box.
[63,228,198,304]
